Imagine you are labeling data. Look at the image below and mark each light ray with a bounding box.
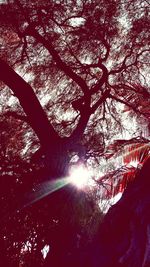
[1,177,70,227]
[22,177,70,209]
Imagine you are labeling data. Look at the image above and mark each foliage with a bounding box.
[0,0,149,266]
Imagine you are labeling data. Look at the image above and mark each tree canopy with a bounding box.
[0,0,149,266]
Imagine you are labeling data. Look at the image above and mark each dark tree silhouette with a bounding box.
[88,157,150,267]
[0,0,149,266]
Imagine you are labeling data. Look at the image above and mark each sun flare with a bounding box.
[69,165,90,189]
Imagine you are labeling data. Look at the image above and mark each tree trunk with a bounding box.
[89,157,150,267]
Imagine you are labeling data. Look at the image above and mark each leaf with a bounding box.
[123,143,150,165]
[101,140,150,198]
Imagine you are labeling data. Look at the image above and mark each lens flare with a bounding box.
[69,164,90,188]
[23,178,69,208]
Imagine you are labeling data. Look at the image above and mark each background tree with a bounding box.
[0,0,149,266]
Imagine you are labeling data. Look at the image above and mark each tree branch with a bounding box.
[90,62,108,94]
[91,89,110,113]
[68,89,110,144]
[25,26,89,97]
[109,47,134,75]
[0,59,59,147]
[67,111,91,144]
[109,93,140,114]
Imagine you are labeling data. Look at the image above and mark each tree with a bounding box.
[0,0,149,266]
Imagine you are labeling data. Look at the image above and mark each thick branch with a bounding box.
[25,26,89,97]
[71,63,108,112]
[90,62,108,94]
[68,90,110,143]
[68,111,90,144]
[68,72,109,143]
[91,89,110,113]
[0,59,59,147]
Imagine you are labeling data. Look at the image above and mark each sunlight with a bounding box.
[69,164,90,189]
[112,192,122,205]
[41,244,50,259]
[128,160,139,168]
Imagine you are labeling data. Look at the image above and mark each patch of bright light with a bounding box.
[112,192,122,205]
[69,17,85,27]
[69,164,90,189]
[21,241,32,253]
[41,244,50,259]
[100,192,123,213]
[128,160,139,168]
